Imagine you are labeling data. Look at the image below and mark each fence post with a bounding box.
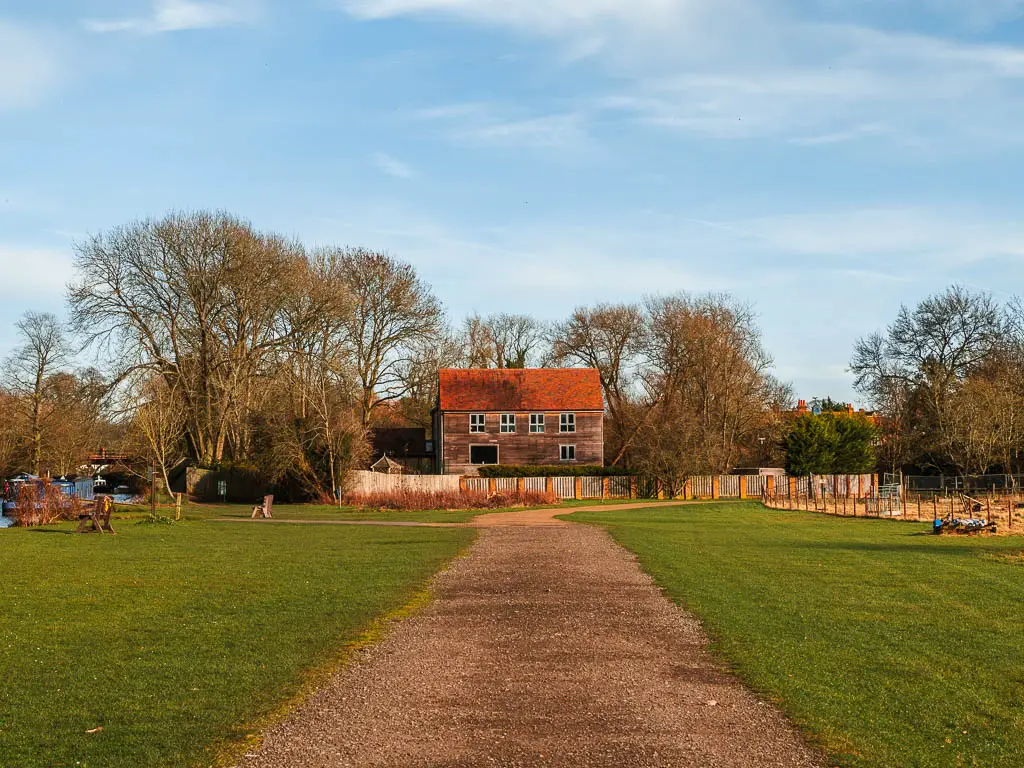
[602,477,609,500]
[684,478,692,500]
[459,476,468,493]
[739,477,748,500]
[574,476,583,499]
[545,476,554,496]
[788,476,797,500]
[517,477,525,494]
[765,474,775,499]
[488,478,497,495]
[629,476,637,499]
[712,476,720,500]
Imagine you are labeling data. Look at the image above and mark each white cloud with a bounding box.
[0,22,60,110]
[0,245,74,299]
[84,0,259,34]
[414,102,589,148]
[342,0,1024,148]
[374,152,417,179]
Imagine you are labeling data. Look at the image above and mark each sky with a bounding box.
[2,1,1024,404]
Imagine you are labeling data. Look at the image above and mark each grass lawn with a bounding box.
[570,502,1024,768]
[118,496,672,525]
[0,519,474,767]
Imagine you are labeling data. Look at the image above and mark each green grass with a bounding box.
[569,502,1024,768]
[122,496,671,525]
[0,520,474,767]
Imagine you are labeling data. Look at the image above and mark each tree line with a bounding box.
[7,211,1008,499]
[0,210,797,498]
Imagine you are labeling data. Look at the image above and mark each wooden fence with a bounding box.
[347,471,461,495]
[349,470,884,505]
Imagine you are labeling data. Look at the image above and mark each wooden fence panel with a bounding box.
[608,476,631,498]
[691,476,713,498]
[552,477,576,499]
[524,477,546,493]
[347,471,462,495]
[464,477,488,493]
[719,475,740,498]
[495,478,518,493]
[580,477,604,499]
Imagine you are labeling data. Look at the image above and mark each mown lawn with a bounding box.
[0,520,474,767]
[571,502,1024,768]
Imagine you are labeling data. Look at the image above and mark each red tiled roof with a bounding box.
[438,368,604,412]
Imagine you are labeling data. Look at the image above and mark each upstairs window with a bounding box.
[529,414,545,433]
[560,413,576,433]
[560,445,576,461]
[500,414,516,433]
[470,414,486,433]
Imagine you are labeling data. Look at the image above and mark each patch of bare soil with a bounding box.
[239,521,824,768]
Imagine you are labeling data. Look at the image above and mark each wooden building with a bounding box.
[432,368,605,475]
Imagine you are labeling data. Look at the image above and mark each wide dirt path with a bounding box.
[239,512,823,767]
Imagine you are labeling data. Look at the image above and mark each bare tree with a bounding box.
[334,249,444,426]
[462,313,546,369]
[852,285,1004,472]
[548,303,646,460]
[68,211,310,466]
[4,312,71,475]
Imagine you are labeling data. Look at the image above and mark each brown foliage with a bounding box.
[343,488,558,511]
[12,482,86,527]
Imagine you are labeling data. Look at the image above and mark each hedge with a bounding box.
[475,465,630,478]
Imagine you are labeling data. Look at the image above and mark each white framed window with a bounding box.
[470,414,486,433]
[559,413,576,433]
[500,413,516,433]
[529,413,545,433]
[560,444,576,461]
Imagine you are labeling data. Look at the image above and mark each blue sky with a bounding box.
[2,1,1024,403]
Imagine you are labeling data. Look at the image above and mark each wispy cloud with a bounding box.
[414,102,588,149]
[84,0,259,34]
[0,21,61,110]
[0,244,73,299]
[374,152,417,179]
[342,0,1024,149]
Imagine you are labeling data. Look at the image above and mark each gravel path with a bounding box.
[239,511,824,768]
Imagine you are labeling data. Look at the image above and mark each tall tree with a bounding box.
[4,311,71,475]
[334,248,444,426]
[69,211,312,466]
[462,313,546,369]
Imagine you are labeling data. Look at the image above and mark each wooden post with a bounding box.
[517,477,526,494]
[739,477,748,500]
[546,476,554,496]
[602,477,610,500]
[788,476,797,501]
[987,497,992,524]
[459,476,468,493]
[629,476,637,499]
[766,474,775,499]
[684,478,692,500]
[175,493,182,522]
[575,476,584,499]
[712,476,720,500]
[488,478,497,495]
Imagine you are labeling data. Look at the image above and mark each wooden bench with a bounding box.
[76,496,116,534]
[251,494,274,519]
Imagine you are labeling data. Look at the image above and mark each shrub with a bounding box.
[343,488,558,511]
[12,482,86,527]
[476,465,629,478]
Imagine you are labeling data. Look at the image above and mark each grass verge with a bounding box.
[570,501,1024,768]
[0,519,474,767]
